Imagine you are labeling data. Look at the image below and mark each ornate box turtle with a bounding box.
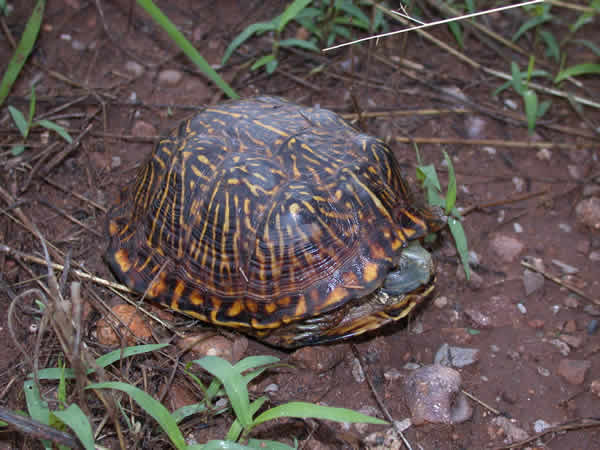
[106,97,443,348]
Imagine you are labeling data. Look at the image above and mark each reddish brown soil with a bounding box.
[1,1,599,449]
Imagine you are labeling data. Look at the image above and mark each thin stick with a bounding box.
[461,390,500,415]
[323,0,544,51]
[394,136,584,150]
[521,260,600,306]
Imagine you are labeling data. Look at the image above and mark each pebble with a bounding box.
[560,334,583,349]
[158,69,183,86]
[549,338,570,356]
[575,197,600,229]
[568,165,582,179]
[513,222,523,233]
[490,234,525,263]
[497,209,505,223]
[72,39,86,51]
[557,359,592,385]
[383,368,403,381]
[464,308,492,328]
[403,365,472,425]
[512,176,525,193]
[516,303,527,314]
[558,223,572,232]
[563,296,580,308]
[351,357,366,383]
[482,146,497,155]
[264,383,279,393]
[589,251,600,262]
[434,296,449,308]
[523,269,544,296]
[465,116,486,138]
[468,250,481,266]
[490,344,500,353]
[536,148,552,160]
[434,343,480,368]
[125,60,145,77]
[533,419,551,433]
[588,319,599,335]
[551,259,579,274]
[563,319,577,333]
[537,367,550,377]
[403,362,421,370]
[490,417,529,444]
[111,156,121,169]
[364,419,411,449]
[551,305,561,314]
[504,98,518,110]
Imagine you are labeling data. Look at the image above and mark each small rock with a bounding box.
[557,359,592,385]
[589,251,600,261]
[351,357,366,383]
[434,343,480,368]
[490,234,525,263]
[111,156,121,169]
[512,176,525,193]
[536,148,552,160]
[132,120,157,138]
[584,304,600,316]
[491,417,529,444]
[490,344,500,353]
[513,222,523,233]
[403,362,421,370]
[465,116,486,138]
[464,308,492,328]
[590,379,600,397]
[588,319,599,335]
[383,368,403,381]
[96,304,152,346]
[468,250,481,266]
[125,60,145,77]
[516,303,527,314]
[290,344,347,373]
[523,269,544,295]
[552,259,579,274]
[158,69,183,86]
[551,305,561,314]
[264,383,279,393]
[364,420,410,449]
[533,419,551,433]
[558,223,572,232]
[403,365,472,425]
[568,165,582,179]
[500,390,517,404]
[434,296,449,308]
[482,146,497,155]
[550,338,570,356]
[563,319,577,333]
[504,98,518,110]
[576,197,600,230]
[528,319,545,329]
[560,334,584,349]
[537,366,550,377]
[182,334,234,362]
[564,296,580,308]
[497,209,505,223]
[72,39,86,51]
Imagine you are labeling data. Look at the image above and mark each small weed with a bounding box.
[223,0,387,73]
[415,147,470,280]
[8,86,73,156]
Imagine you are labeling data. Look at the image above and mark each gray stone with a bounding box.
[523,269,544,295]
[576,197,600,230]
[490,234,525,263]
[158,69,183,86]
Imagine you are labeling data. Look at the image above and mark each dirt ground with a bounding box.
[1,0,599,449]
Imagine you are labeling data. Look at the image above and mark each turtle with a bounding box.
[105,96,444,348]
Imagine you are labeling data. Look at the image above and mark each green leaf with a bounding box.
[336,0,370,27]
[36,120,73,143]
[277,0,313,33]
[226,396,267,442]
[278,38,320,52]
[570,12,594,33]
[251,53,276,72]
[443,151,456,214]
[448,22,463,49]
[28,87,36,125]
[23,380,52,449]
[574,39,600,58]
[554,63,600,84]
[32,343,168,380]
[11,144,26,156]
[136,0,238,99]
[198,441,261,450]
[448,217,470,280]
[253,401,388,427]
[0,0,45,107]
[510,62,523,95]
[222,21,277,65]
[523,89,538,134]
[266,58,278,74]
[539,30,559,62]
[52,404,95,450]
[87,382,186,450]
[9,106,29,138]
[194,356,252,429]
[537,99,551,119]
[512,13,552,42]
[172,403,209,424]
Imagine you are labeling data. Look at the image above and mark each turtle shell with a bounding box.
[106,96,440,347]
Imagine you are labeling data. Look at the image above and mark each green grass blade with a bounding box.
[8,106,28,138]
[11,144,26,156]
[36,120,73,143]
[539,30,559,62]
[573,39,600,57]
[172,403,208,424]
[247,440,295,450]
[136,0,238,99]
[194,356,252,429]
[251,54,276,71]
[253,401,388,427]
[222,21,277,65]
[510,62,523,95]
[23,380,52,449]
[87,381,187,450]
[28,87,36,125]
[512,13,551,42]
[0,0,45,107]
[442,151,456,214]
[523,89,538,134]
[448,22,463,49]
[278,0,313,32]
[52,404,95,450]
[32,343,168,380]
[336,0,370,27]
[554,63,600,83]
[448,217,470,280]
[278,38,319,52]
[198,441,256,449]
